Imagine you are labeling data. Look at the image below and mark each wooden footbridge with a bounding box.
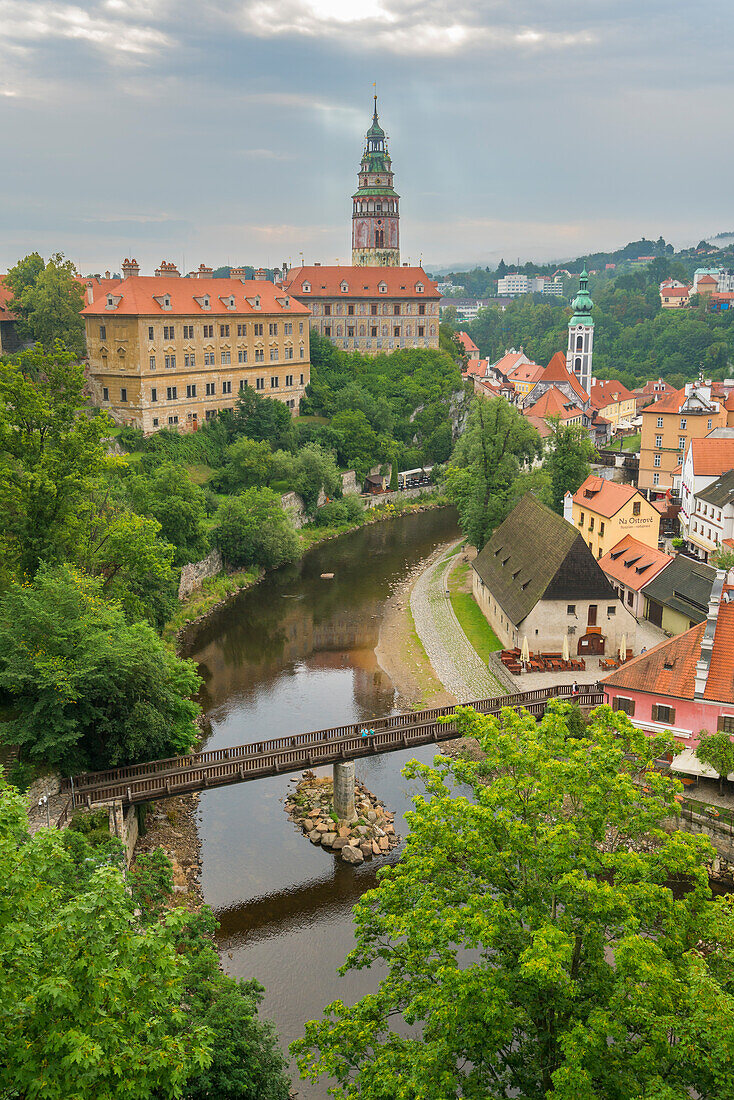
[61,684,604,808]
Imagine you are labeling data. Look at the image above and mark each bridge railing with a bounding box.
[62,685,603,799]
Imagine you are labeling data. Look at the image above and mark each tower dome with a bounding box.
[351,96,400,267]
[570,268,594,322]
[566,268,594,393]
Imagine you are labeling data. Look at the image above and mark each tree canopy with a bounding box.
[5,252,86,355]
[544,418,596,514]
[294,701,734,1100]
[212,487,300,570]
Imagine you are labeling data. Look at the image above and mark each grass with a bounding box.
[185,463,215,486]
[448,560,502,663]
[611,432,641,452]
[164,568,261,643]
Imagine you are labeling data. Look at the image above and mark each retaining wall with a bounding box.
[178,549,223,600]
[363,486,440,509]
[26,773,61,803]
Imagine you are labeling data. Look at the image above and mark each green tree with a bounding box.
[0,780,213,1099]
[293,701,734,1100]
[696,728,734,794]
[212,488,299,570]
[544,418,596,514]
[330,409,381,478]
[443,397,541,547]
[711,547,734,572]
[125,462,209,564]
[233,387,296,451]
[0,346,113,575]
[0,565,200,771]
[218,437,276,493]
[6,252,85,355]
[292,442,341,512]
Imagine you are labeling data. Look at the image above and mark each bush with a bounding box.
[314,495,364,527]
[211,489,299,570]
[118,426,144,452]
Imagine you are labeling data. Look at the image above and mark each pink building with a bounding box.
[602,572,734,767]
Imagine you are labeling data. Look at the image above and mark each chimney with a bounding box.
[121,258,140,279]
[694,570,725,698]
[230,267,248,280]
[313,262,321,267]
[105,270,111,280]
[254,268,267,281]
[155,260,180,277]
[86,281,94,305]
[197,263,213,279]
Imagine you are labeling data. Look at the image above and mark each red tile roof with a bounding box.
[589,380,634,408]
[689,438,734,476]
[281,265,438,300]
[524,413,553,438]
[0,276,17,320]
[603,598,734,704]
[80,275,310,317]
[509,361,543,384]
[598,535,672,592]
[463,358,486,379]
[526,386,582,420]
[640,388,685,415]
[572,474,643,518]
[697,275,718,285]
[661,286,690,297]
[536,351,589,403]
[492,351,525,378]
[457,331,480,355]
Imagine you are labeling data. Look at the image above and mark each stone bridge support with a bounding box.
[333,761,356,821]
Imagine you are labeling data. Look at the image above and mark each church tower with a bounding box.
[351,97,400,267]
[566,268,594,394]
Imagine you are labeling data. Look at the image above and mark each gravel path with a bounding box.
[410,543,504,702]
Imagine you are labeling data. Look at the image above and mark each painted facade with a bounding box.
[639,380,728,495]
[572,475,661,559]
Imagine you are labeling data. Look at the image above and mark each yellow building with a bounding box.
[82,264,311,433]
[588,380,636,431]
[572,475,661,559]
[638,381,728,495]
[660,286,690,308]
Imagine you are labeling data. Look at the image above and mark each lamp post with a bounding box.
[38,794,50,829]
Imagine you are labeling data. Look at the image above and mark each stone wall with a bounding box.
[26,773,61,803]
[674,806,734,862]
[362,486,439,510]
[281,490,308,529]
[178,549,223,600]
[106,799,139,866]
[341,470,359,495]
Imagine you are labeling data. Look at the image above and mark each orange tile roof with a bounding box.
[640,388,685,415]
[603,598,734,704]
[589,380,634,408]
[527,386,582,420]
[80,275,310,317]
[463,358,486,378]
[0,276,17,320]
[281,265,438,300]
[697,274,718,285]
[572,474,642,517]
[537,351,589,402]
[509,361,543,384]
[457,331,480,354]
[492,351,525,378]
[523,413,553,438]
[661,286,690,297]
[598,535,672,592]
[689,438,734,476]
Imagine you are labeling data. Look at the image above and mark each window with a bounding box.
[163,325,175,340]
[237,323,247,336]
[120,387,127,402]
[348,327,355,337]
[347,305,354,316]
[220,324,230,337]
[657,417,663,429]
[168,415,179,425]
[203,324,213,339]
[165,354,176,369]
[204,352,215,366]
[654,454,661,467]
[579,512,585,526]
[655,435,662,448]
[238,349,247,363]
[418,304,426,316]
[149,355,156,371]
[589,516,595,531]
[600,521,605,536]
[284,347,293,359]
[286,374,293,387]
[184,353,196,367]
[270,348,278,361]
[255,349,264,363]
[653,472,660,486]
[148,326,154,341]
[371,326,378,337]
[324,326,331,337]
[394,327,400,337]
[221,351,231,365]
[708,418,713,430]
[183,324,194,339]
[680,418,687,429]
[300,347,304,358]
[254,323,263,336]
[284,322,293,334]
[418,326,425,337]
[567,604,576,615]
[222,381,232,394]
[633,501,641,516]
[151,387,157,402]
[102,387,109,401]
[166,386,177,400]
[99,325,106,340]
[270,377,279,388]
[371,304,378,316]
[612,696,635,715]
[205,410,216,421]
[256,378,265,390]
[393,304,400,316]
[205,382,215,396]
[186,384,197,398]
[718,716,734,733]
[152,417,159,427]
[607,606,616,616]
[652,704,676,724]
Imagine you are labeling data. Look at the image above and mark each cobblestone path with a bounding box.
[410,543,504,702]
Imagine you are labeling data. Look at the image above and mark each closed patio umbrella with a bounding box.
[521,636,530,664]
[619,633,627,661]
[562,635,570,663]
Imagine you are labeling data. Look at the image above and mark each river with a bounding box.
[186,507,460,1098]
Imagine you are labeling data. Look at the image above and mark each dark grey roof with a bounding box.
[697,469,734,508]
[472,494,617,627]
[642,554,715,623]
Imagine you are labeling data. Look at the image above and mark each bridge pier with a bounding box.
[333,761,356,821]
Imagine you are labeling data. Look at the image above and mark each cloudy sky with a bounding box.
[1,0,731,273]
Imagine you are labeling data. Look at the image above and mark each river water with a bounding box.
[186,508,460,1098]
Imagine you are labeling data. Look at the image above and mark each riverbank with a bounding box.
[169,492,449,651]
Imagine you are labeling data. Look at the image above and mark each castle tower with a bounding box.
[351,96,400,267]
[566,268,594,393]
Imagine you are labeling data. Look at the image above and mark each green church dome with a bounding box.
[570,268,594,326]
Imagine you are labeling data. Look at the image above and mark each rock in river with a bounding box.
[321,832,337,848]
[341,845,364,865]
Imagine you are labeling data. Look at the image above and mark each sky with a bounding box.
[1,0,732,274]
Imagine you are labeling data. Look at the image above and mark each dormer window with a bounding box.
[107,296,113,307]
[301,283,311,293]
[415,283,424,293]
[164,296,170,307]
[378,283,387,293]
[340,282,349,293]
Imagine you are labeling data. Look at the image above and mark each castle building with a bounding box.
[566,268,594,394]
[351,97,400,267]
[82,264,311,433]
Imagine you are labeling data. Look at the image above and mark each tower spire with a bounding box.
[566,269,594,393]
[351,96,400,267]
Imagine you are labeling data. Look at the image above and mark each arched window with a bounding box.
[576,334,583,351]
[574,357,582,373]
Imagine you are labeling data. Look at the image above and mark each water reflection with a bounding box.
[187,509,459,1097]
